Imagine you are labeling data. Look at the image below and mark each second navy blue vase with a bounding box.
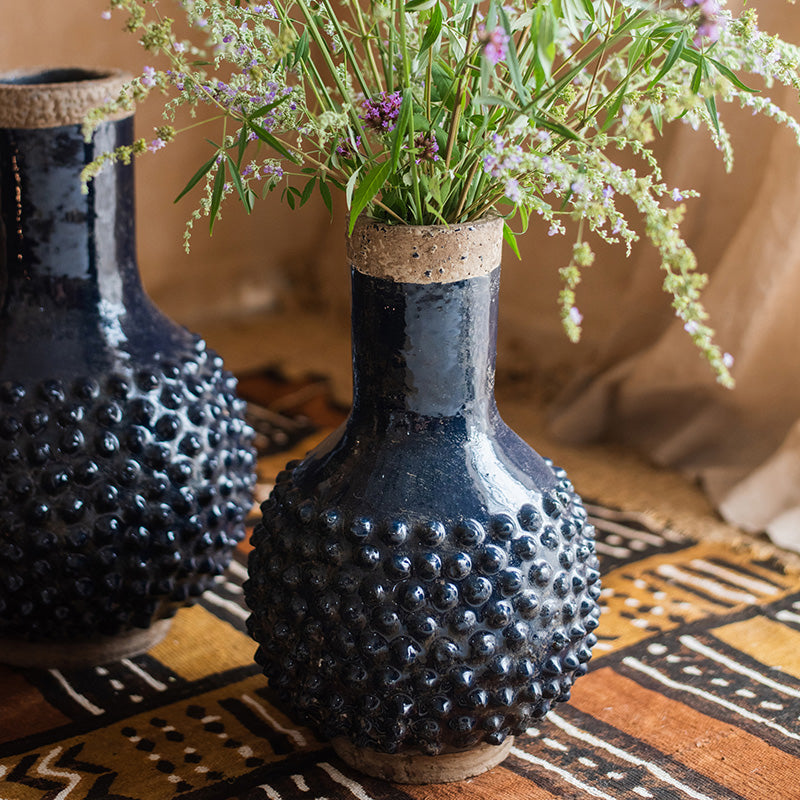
[0,69,256,666]
[245,217,601,782]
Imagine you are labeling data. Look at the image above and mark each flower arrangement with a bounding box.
[85,0,800,387]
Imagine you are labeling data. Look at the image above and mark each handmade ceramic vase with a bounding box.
[0,68,256,667]
[246,216,601,782]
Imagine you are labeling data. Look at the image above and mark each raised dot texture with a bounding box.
[0,347,255,643]
[247,472,601,755]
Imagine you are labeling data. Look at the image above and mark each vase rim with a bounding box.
[347,215,504,284]
[0,67,132,130]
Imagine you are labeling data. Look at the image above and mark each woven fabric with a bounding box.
[1,380,799,799]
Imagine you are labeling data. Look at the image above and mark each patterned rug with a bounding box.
[1,371,799,800]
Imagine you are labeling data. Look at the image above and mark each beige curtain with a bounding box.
[548,6,800,552]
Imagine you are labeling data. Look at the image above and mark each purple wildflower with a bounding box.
[478,24,510,66]
[101,10,112,20]
[672,188,684,202]
[147,138,166,153]
[683,0,723,46]
[141,66,157,88]
[696,19,721,44]
[252,3,277,18]
[336,135,362,159]
[262,162,284,180]
[504,177,521,202]
[414,132,439,163]
[569,307,583,325]
[360,91,402,133]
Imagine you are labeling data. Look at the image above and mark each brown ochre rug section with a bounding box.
[1,370,799,800]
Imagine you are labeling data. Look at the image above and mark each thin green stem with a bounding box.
[293,0,367,136]
[444,5,479,170]
[318,0,373,96]
[454,156,482,220]
[346,0,385,91]
[581,0,616,123]
[398,0,422,223]
[270,1,334,114]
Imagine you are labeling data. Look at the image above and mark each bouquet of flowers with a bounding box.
[84,0,800,386]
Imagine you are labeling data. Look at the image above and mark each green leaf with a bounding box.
[651,102,664,136]
[499,7,530,104]
[649,30,687,88]
[174,153,218,203]
[628,32,648,73]
[708,57,758,93]
[236,125,248,168]
[431,62,457,108]
[479,52,490,99]
[390,89,414,171]
[531,113,580,141]
[319,180,333,215]
[503,221,521,260]
[404,0,435,10]
[250,92,295,119]
[300,176,316,206]
[345,166,362,210]
[349,160,392,235]
[535,6,557,86]
[209,166,225,234]
[224,153,251,211]
[473,94,519,111]
[423,200,448,225]
[294,30,310,66]
[690,61,703,94]
[420,2,443,52]
[600,79,628,133]
[705,95,720,136]
[248,121,297,162]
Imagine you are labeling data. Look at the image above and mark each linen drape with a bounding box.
[548,5,800,551]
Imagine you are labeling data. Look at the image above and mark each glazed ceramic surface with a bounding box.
[246,230,601,757]
[0,69,256,648]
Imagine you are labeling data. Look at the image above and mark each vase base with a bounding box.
[0,618,172,669]
[331,736,514,784]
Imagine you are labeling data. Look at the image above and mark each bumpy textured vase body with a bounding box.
[0,70,256,647]
[246,219,601,757]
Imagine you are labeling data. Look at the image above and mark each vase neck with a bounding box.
[350,267,500,421]
[0,116,139,306]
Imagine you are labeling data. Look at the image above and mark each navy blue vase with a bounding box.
[0,69,256,666]
[246,217,601,782]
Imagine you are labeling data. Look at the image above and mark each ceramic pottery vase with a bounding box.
[246,216,601,783]
[0,68,256,667]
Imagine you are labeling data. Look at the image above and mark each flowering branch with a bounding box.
[85,0,800,387]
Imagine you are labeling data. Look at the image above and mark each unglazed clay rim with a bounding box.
[347,215,504,284]
[332,736,514,784]
[0,67,132,129]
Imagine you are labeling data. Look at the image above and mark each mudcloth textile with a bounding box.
[1,372,799,799]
